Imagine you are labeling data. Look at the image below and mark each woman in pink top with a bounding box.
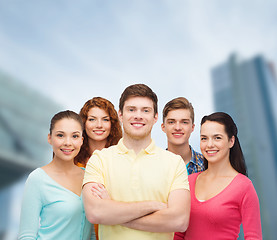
[174,112,262,240]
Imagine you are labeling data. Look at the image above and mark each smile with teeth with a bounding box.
[93,130,105,135]
[131,123,145,127]
[172,132,184,136]
[206,150,218,155]
[61,149,74,154]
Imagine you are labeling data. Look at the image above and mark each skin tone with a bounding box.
[195,120,237,201]
[85,107,111,154]
[161,109,195,165]
[83,96,190,232]
[42,118,84,196]
[118,96,158,154]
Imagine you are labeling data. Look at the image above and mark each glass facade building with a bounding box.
[211,54,277,239]
[0,71,62,239]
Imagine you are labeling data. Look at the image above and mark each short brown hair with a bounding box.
[162,97,194,123]
[119,84,158,115]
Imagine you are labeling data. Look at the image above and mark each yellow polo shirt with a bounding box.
[83,139,189,240]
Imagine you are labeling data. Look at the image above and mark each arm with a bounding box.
[83,182,167,225]
[18,171,42,239]
[121,188,190,232]
[241,182,262,240]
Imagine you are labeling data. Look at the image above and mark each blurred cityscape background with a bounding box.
[1,1,277,239]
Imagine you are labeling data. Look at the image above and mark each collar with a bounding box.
[117,138,156,154]
[190,145,202,166]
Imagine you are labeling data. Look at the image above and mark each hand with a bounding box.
[91,183,111,199]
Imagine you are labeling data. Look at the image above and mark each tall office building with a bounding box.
[211,54,277,239]
[0,71,62,239]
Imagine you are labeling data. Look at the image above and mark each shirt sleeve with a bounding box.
[174,231,185,240]
[83,151,105,186]
[241,181,262,240]
[170,156,190,192]
[18,170,43,240]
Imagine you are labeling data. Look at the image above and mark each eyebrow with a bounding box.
[126,106,153,110]
[200,133,223,137]
[88,115,110,118]
[55,130,82,134]
[166,118,190,121]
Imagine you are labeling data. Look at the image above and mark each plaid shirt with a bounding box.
[186,146,205,175]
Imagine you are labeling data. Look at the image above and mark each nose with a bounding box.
[64,136,72,146]
[207,138,214,148]
[174,122,181,130]
[96,119,102,128]
[134,110,143,119]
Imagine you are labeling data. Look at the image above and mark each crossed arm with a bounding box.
[82,182,167,225]
[82,182,190,232]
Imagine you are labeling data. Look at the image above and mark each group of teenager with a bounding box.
[18,84,262,239]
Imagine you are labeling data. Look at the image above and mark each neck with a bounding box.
[123,134,152,154]
[49,157,76,173]
[205,158,236,177]
[88,138,107,153]
[167,142,191,165]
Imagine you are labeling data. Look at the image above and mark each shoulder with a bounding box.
[234,174,256,191]
[234,174,252,186]
[27,168,44,181]
[94,145,118,157]
[188,172,200,182]
[156,146,182,159]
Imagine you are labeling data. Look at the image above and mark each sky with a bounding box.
[0,0,277,149]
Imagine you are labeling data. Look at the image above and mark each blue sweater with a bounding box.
[19,168,95,240]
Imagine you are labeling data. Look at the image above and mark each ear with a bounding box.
[118,110,123,123]
[154,113,158,124]
[191,123,195,132]
[47,133,52,145]
[229,136,235,148]
[161,122,166,133]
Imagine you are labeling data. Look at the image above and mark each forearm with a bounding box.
[83,183,165,225]
[122,205,189,232]
[122,189,190,232]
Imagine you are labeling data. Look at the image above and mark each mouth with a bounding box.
[131,123,145,128]
[93,130,105,135]
[206,150,218,156]
[61,149,74,155]
[172,132,184,136]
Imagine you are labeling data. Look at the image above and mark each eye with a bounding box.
[200,137,207,141]
[73,134,80,139]
[144,109,149,113]
[57,133,63,138]
[215,136,222,140]
[103,118,110,122]
[88,118,95,121]
[183,121,189,124]
[129,108,134,112]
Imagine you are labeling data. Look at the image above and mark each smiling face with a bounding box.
[161,109,194,147]
[200,121,234,165]
[48,118,83,162]
[118,96,158,141]
[85,107,111,144]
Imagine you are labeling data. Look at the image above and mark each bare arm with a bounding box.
[82,182,167,225]
[121,189,190,233]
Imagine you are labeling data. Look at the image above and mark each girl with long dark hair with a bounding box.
[174,112,262,239]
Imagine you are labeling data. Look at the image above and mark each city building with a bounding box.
[0,71,62,239]
[211,54,277,239]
